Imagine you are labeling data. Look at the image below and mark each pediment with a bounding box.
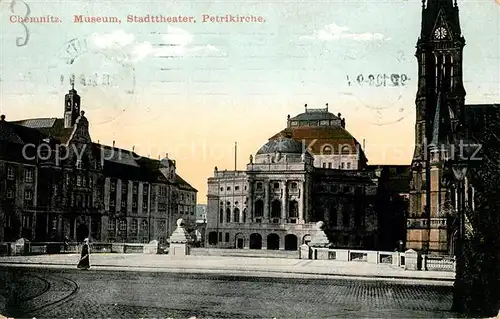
[431,9,453,41]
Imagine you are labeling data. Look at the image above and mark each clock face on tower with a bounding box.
[434,27,447,40]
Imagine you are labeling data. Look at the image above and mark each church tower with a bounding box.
[64,82,81,128]
[407,0,466,255]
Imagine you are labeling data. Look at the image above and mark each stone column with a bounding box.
[248,180,254,222]
[239,207,244,223]
[281,180,287,221]
[263,182,269,222]
[298,181,305,223]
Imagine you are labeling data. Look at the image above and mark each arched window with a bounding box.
[341,145,351,154]
[219,208,224,223]
[289,200,299,218]
[322,145,333,155]
[233,207,240,223]
[226,207,231,223]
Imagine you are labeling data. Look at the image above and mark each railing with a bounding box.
[302,246,454,272]
[0,241,159,256]
[424,255,456,272]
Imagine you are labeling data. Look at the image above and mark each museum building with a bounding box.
[0,86,197,244]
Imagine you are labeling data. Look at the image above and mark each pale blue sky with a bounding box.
[1,0,499,201]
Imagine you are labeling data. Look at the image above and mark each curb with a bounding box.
[0,262,455,283]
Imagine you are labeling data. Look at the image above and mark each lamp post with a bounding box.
[450,137,477,313]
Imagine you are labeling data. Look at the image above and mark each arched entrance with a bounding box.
[267,233,280,250]
[235,233,245,249]
[285,234,298,251]
[76,223,89,242]
[249,233,262,249]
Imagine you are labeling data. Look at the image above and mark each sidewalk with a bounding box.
[0,254,455,285]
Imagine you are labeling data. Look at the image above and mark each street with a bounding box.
[0,267,458,318]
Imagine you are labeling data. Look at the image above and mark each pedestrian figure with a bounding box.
[63,236,69,252]
[77,238,90,270]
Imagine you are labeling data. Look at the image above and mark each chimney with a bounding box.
[0,115,5,121]
[112,140,115,147]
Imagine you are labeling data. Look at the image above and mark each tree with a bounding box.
[454,111,500,316]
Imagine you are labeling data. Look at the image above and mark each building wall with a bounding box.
[206,162,383,251]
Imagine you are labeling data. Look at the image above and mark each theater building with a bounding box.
[206,106,408,251]
[0,86,197,244]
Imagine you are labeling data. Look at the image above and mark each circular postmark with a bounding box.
[46,35,138,126]
[342,49,414,126]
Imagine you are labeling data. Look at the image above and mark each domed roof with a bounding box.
[256,136,305,155]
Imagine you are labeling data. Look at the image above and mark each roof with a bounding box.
[290,109,341,122]
[256,136,306,155]
[0,119,49,144]
[270,127,366,161]
[12,117,73,143]
[175,173,198,192]
[1,117,196,191]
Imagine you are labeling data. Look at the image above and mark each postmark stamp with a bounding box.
[46,34,137,126]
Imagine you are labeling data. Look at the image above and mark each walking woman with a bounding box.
[77,238,90,270]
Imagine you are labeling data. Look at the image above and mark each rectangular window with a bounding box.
[347,162,351,169]
[24,190,32,200]
[328,163,332,169]
[108,219,116,231]
[24,168,33,182]
[341,162,345,169]
[322,163,326,168]
[225,233,229,242]
[7,166,14,180]
[119,220,127,231]
[218,232,223,242]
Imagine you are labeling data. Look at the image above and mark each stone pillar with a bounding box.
[298,181,304,223]
[239,208,244,223]
[248,181,254,221]
[404,249,420,270]
[263,182,269,222]
[299,244,311,259]
[281,180,287,221]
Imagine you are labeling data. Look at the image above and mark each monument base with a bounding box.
[169,243,189,257]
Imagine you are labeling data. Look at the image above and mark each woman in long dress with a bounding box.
[77,238,90,270]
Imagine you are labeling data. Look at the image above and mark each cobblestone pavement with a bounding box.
[0,267,462,318]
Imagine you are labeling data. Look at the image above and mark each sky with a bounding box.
[1,0,499,203]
